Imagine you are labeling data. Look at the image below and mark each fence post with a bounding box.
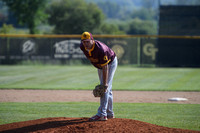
[137,37,141,67]
[6,37,10,64]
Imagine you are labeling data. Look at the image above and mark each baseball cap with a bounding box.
[81,32,94,40]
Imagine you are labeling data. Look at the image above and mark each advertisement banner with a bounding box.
[53,39,85,59]
[96,38,138,65]
[141,38,158,65]
[0,37,158,65]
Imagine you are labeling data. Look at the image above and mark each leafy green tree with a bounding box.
[47,0,104,34]
[97,1,120,19]
[2,0,48,34]
[94,22,124,34]
[0,23,14,34]
[127,18,157,35]
[131,8,156,21]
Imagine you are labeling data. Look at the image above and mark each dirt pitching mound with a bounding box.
[0,117,199,133]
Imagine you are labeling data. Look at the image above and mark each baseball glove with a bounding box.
[93,85,108,97]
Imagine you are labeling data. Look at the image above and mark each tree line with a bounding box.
[2,0,157,35]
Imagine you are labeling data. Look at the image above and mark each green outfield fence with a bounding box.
[0,34,200,67]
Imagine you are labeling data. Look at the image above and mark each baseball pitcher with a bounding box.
[80,32,118,121]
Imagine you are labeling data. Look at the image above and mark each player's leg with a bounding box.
[97,57,117,117]
[97,69,107,116]
[107,57,117,117]
[89,70,107,121]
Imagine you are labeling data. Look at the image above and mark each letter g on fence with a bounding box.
[143,43,158,60]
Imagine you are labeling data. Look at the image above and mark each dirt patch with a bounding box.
[0,117,199,133]
[0,90,200,104]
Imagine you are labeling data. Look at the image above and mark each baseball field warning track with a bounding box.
[0,90,200,104]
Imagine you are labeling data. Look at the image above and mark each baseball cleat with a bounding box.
[89,115,108,121]
[107,115,115,119]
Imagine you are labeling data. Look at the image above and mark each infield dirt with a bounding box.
[1,90,200,104]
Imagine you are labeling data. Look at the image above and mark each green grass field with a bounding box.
[0,65,200,91]
[0,65,200,131]
[0,102,199,131]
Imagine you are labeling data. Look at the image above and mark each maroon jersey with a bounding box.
[80,40,116,69]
